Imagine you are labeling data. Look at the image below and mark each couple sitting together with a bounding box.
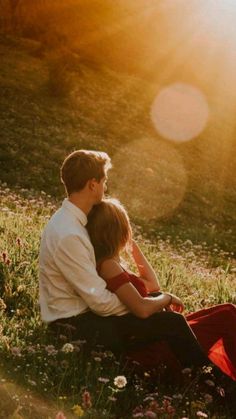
[39,149,236,381]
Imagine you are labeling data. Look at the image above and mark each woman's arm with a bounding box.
[130,240,160,292]
[100,259,183,318]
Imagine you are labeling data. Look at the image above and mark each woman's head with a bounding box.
[87,198,132,262]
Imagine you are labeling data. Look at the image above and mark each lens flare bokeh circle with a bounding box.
[151,83,209,142]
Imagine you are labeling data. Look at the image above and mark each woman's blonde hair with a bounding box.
[87,198,132,262]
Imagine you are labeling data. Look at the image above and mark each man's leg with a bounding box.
[49,312,125,354]
[112,311,208,367]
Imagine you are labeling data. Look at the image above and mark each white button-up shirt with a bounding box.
[39,199,128,323]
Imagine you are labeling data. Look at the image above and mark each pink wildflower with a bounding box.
[55,412,67,419]
[82,390,92,409]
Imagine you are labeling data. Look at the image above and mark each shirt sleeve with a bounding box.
[53,234,128,316]
[105,272,131,293]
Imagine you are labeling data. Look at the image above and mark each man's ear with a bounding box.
[87,178,97,191]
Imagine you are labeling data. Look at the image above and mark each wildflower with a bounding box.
[61,343,74,353]
[72,404,84,417]
[145,411,157,418]
[28,379,37,386]
[2,251,7,263]
[216,386,225,397]
[204,394,213,404]
[82,390,92,409]
[108,396,117,402]
[196,412,208,418]
[166,405,175,415]
[205,379,215,387]
[45,345,58,356]
[202,365,213,374]
[11,347,21,357]
[93,356,102,362]
[114,375,127,389]
[16,237,23,247]
[55,412,67,419]
[98,377,110,384]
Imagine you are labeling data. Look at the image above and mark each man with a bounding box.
[39,150,128,349]
[39,149,208,366]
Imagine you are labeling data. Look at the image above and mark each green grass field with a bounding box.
[0,183,236,418]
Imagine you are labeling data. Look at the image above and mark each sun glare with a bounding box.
[196,0,236,39]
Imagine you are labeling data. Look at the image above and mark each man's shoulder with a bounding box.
[44,206,88,242]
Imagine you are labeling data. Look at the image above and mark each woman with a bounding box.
[87,198,236,381]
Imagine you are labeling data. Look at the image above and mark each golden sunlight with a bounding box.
[197,0,236,40]
[151,83,209,142]
[110,138,187,221]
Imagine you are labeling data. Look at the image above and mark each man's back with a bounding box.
[39,199,127,323]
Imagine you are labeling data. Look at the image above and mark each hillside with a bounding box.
[0,34,236,252]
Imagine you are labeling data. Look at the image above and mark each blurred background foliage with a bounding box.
[0,0,235,251]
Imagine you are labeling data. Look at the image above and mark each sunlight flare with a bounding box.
[151,83,209,142]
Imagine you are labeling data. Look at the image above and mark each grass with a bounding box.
[0,183,236,418]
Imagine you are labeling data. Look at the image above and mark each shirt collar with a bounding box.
[62,198,88,226]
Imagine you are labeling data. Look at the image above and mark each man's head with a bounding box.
[60,150,111,202]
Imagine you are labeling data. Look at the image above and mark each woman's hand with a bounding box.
[165,293,184,313]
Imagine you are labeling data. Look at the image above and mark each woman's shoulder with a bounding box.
[98,258,124,280]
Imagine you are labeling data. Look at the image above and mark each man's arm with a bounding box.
[54,235,128,316]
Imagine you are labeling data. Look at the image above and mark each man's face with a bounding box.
[93,176,107,203]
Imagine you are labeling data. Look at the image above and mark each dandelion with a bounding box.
[196,412,208,418]
[114,375,127,389]
[82,390,92,409]
[72,404,84,417]
[61,343,74,353]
